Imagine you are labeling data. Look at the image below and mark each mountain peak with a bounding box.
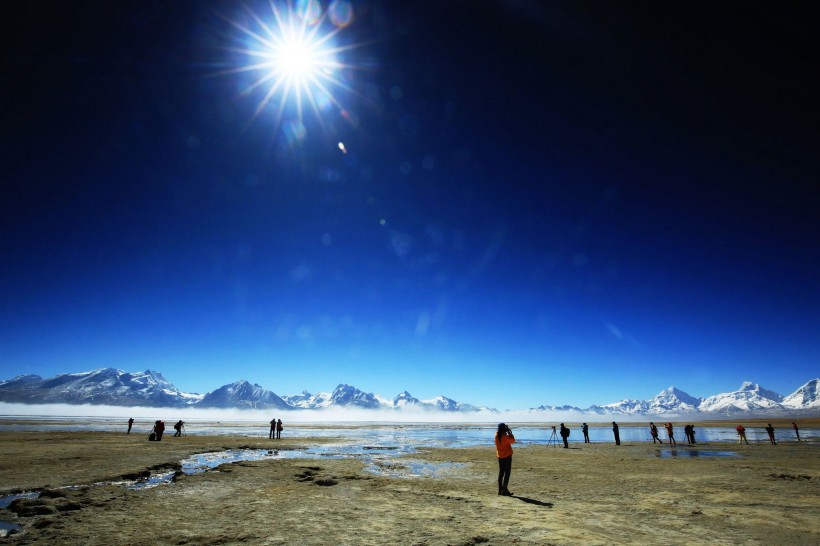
[782,378,820,409]
[1,368,816,414]
[198,380,288,409]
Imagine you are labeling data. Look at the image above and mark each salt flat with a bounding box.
[1,429,818,545]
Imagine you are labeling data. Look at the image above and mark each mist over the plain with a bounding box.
[0,403,669,424]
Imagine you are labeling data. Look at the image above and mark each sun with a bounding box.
[218,0,364,134]
[273,31,325,84]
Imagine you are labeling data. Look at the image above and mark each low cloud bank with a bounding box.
[0,403,691,424]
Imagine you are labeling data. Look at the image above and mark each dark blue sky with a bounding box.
[2,1,818,408]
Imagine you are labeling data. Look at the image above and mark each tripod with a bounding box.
[547,427,559,447]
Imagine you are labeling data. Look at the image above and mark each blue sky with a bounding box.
[2,1,818,409]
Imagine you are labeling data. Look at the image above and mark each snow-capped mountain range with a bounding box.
[0,368,817,416]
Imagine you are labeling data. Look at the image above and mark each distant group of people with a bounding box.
[519,420,800,452]
[270,418,283,439]
[151,420,165,441]
[646,421,694,445]
[148,420,184,440]
[128,418,286,440]
[494,420,805,496]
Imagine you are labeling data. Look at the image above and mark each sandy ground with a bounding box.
[1,430,818,545]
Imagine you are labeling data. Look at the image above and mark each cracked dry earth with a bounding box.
[1,432,818,545]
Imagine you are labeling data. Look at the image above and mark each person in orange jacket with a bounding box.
[736,425,749,444]
[494,423,515,496]
[664,422,676,445]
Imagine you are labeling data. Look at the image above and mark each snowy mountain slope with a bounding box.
[325,384,383,409]
[393,391,422,408]
[588,399,649,415]
[586,387,701,415]
[646,387,702,413]
[0,374,42,391]
[529,404,584,412]
[198,380,290,409]
[1,368,817,415]
[781,378,820,409]
[698,382,784,412]
[281,390,331,409]
[0,368,201,407]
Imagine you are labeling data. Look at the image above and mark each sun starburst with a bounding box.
[217,0,366,138]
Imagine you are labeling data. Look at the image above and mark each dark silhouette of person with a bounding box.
[792,422,800,441]
[494,423,515,496]
[765,424,776,445]
[154,420,165,441]
[276,419,283,439]
[582,422,589,443]
[269,418,276,439]
[684,424,694,445]
[664,422,676,445]
[736,424,749,444]
[559,423,570,448]
[173,420,184,437]
[127,418,134,434]
[612,422,620,445]
[649,422,663,444]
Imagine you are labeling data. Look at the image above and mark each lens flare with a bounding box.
[216,1,371,137]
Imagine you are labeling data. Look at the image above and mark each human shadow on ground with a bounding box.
[513,496,553,508]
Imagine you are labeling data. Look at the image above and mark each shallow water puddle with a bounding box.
[125,471,178,490]
[0,522,22,537]
[181,449,279,473]
[0,492,39,510]
[365,458,465,479]
[655,449,738,459]
[0,492,40,535]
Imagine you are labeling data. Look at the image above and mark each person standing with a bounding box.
[664,422,676,445]
[154,420,165,441]
[127,417,134,434]
[582,422,590,443]
[689,425,696,444]
[270,418,276,439]
[277,419,283,439]
[736,424,749,444]
[765,423,777,445]
[792,422,800,441]
[649,422,663,444]
[560,423,570,448]
[494,423,515,496]
[612,421,620,445]
[173,420,184,437]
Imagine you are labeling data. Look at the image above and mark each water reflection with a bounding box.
[0,492,40,535]
[655,449,738,459]
[0,419,814,446]
[0,492,39,509]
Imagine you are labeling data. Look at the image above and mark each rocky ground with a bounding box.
[0,426,818,545]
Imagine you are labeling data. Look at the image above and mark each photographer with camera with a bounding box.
[559,423,570,448]
[494,423,516,496]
